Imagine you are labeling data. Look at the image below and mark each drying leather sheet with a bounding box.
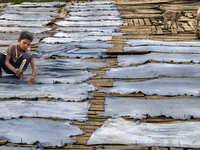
[0,83,96,101]
[125,39,200,47]
[37,41,113,52]
[2,7,57,13]
[1,10,58,17]
[87,118,200,148]
[54,32,123,37]
[0,69,96,84]
[0,146,42,150]
[68,11,120,16]
[32,58,106,70]
[0,20,49,27]
[103,63,200,78]
[117,53,200,66]
[0,100,90,121]
[99,78,200,96]
[65,5,117,11]
[0,27,51,33]
[7,2,65,7]
[65,16,120,21]
[34,47,108,58]
[0,119,83,147]
[0,14,53,21]
[123,45,200,53]
[99,96,200,119]
[55,21,124,27]
[57,26,119,32]
[41,36,113,44]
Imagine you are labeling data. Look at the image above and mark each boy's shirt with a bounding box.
[5,43,33,63]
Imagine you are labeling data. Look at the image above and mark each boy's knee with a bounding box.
[21,53,31,62]
[22,52,31,58]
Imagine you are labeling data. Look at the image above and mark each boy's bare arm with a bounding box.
[5,54,21,75]
[28,58,37,84]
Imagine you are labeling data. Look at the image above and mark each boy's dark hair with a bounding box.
[19,31,34,42]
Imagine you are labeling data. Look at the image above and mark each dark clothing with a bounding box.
[0,52,31,74]
[5,43,33,63]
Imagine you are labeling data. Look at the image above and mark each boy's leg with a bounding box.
[0,52,14,74]
[15,53,31,80]
[0,52,31,75]
[15,53,31,72]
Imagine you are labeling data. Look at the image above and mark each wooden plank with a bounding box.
[133,19,139,25]
[116,0,169,5]
[101,145,148,150]
[90,92,145,97]
[193,19,197,28]
[120,14,163,19]
[139,19,145,25]
[117,5,158,9]
[109,35,151,40]
[152,26,157,34]
[152,147,168,150]
[144,18,152,25]
[121,27,152,32]
[159,3,199,11]
[119,25,152,29]
[170,148,184,150]
[0,140,7,145]
[87,79,114,87]
[176,24,184,32]
[156,26,163,34]
[114,31,153,35]
[63,145,149,150]
[89,104,104,108]
[133,9,161,14]
[188,21,195,30]
[119,28,152,32]
[171,28,178,35]
[128,19,133,25]
[193,12,197,17]
[62,145,93,149]
[150,35,198,41]
[181,22,193,31]
[178,16,191,22]
[151,18,159,26]
[89,107,104,111]
[123,21,128,26]
[185,12,194,19]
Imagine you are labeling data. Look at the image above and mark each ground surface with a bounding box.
[0,0,200,149]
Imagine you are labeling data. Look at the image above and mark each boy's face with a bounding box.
[18,38,32,51]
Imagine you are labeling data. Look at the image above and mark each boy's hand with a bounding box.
[28,76,35,84]
[14,68,21,76]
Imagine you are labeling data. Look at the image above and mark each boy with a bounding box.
[0,31,37,84]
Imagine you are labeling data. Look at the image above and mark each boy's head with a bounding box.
[19,31,34,42]
[18,31,34,51]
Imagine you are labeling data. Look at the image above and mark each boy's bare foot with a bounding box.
[18,72,27,80]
